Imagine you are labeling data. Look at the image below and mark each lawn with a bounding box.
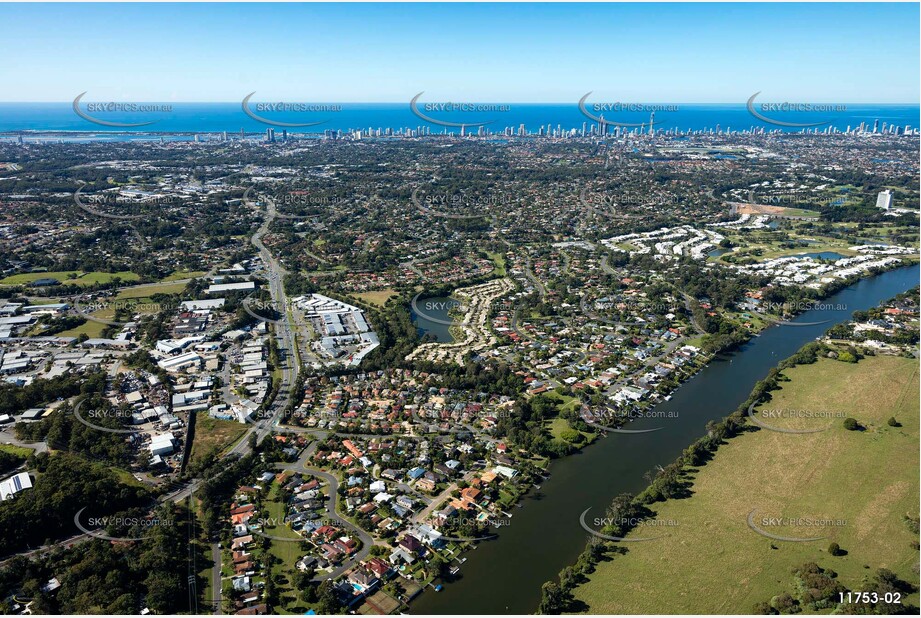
[189,416,248,464]
[264,483,306,562]
[110,467,146,488]
[354,289,398,307]
[115,281,188,299]
[571,355,920,614]
[543,390,580,414]
[264,482,310,613]
[161,270,206,282]
[58,319,107,339]
[0,444,34,459]
[546,417,596,446]
[682,334,708,349]
[0,271,140,286]
[486,251,507,277]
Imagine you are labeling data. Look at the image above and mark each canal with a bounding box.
[410,264,919,614]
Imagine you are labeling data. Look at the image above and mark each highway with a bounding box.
[169,192,300,503]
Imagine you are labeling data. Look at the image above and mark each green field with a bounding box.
[571,355,920,614]
[0,271,140,286]
[264,481,310,613]
[189,415,248,464]
[486,251,507,277]
[0,444,34,459]
[354,289,398,307]
[110,467,146,488]
[58,319,107,339]
[161,270,206,282]
[543,390,580,414]
[115,281,188,299]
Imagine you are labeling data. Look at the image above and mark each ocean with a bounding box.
[0,102,918,139]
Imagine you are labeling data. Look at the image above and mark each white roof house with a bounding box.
[181,298,226,310]
[0,472,33,501]
[149,433,176,457]
[206,282,256,294]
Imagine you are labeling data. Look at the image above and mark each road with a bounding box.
[170,194,301,502]
[522,255,547,298]
[678,290,707,335]
[211,542,223,614]
[0,430,47,455]
[599,253,617,275]
[276,450,375,583]
[410,470,474,525]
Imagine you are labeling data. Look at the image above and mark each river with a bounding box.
[410,264,919,614]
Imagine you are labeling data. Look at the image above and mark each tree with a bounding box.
[828,542,844,556]
[316,580,341,615]
[843,417,860,431]
[887,416,900,427]
[538,581,565,614]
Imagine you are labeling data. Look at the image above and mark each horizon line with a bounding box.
[1,100,919,106]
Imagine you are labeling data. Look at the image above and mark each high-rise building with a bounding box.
[876,190,893,210]
[872,119,879,133]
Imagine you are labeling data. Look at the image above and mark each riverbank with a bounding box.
[409,264,920,614]
[567,352,919,614]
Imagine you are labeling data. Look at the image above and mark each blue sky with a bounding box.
[0,3,918,103]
